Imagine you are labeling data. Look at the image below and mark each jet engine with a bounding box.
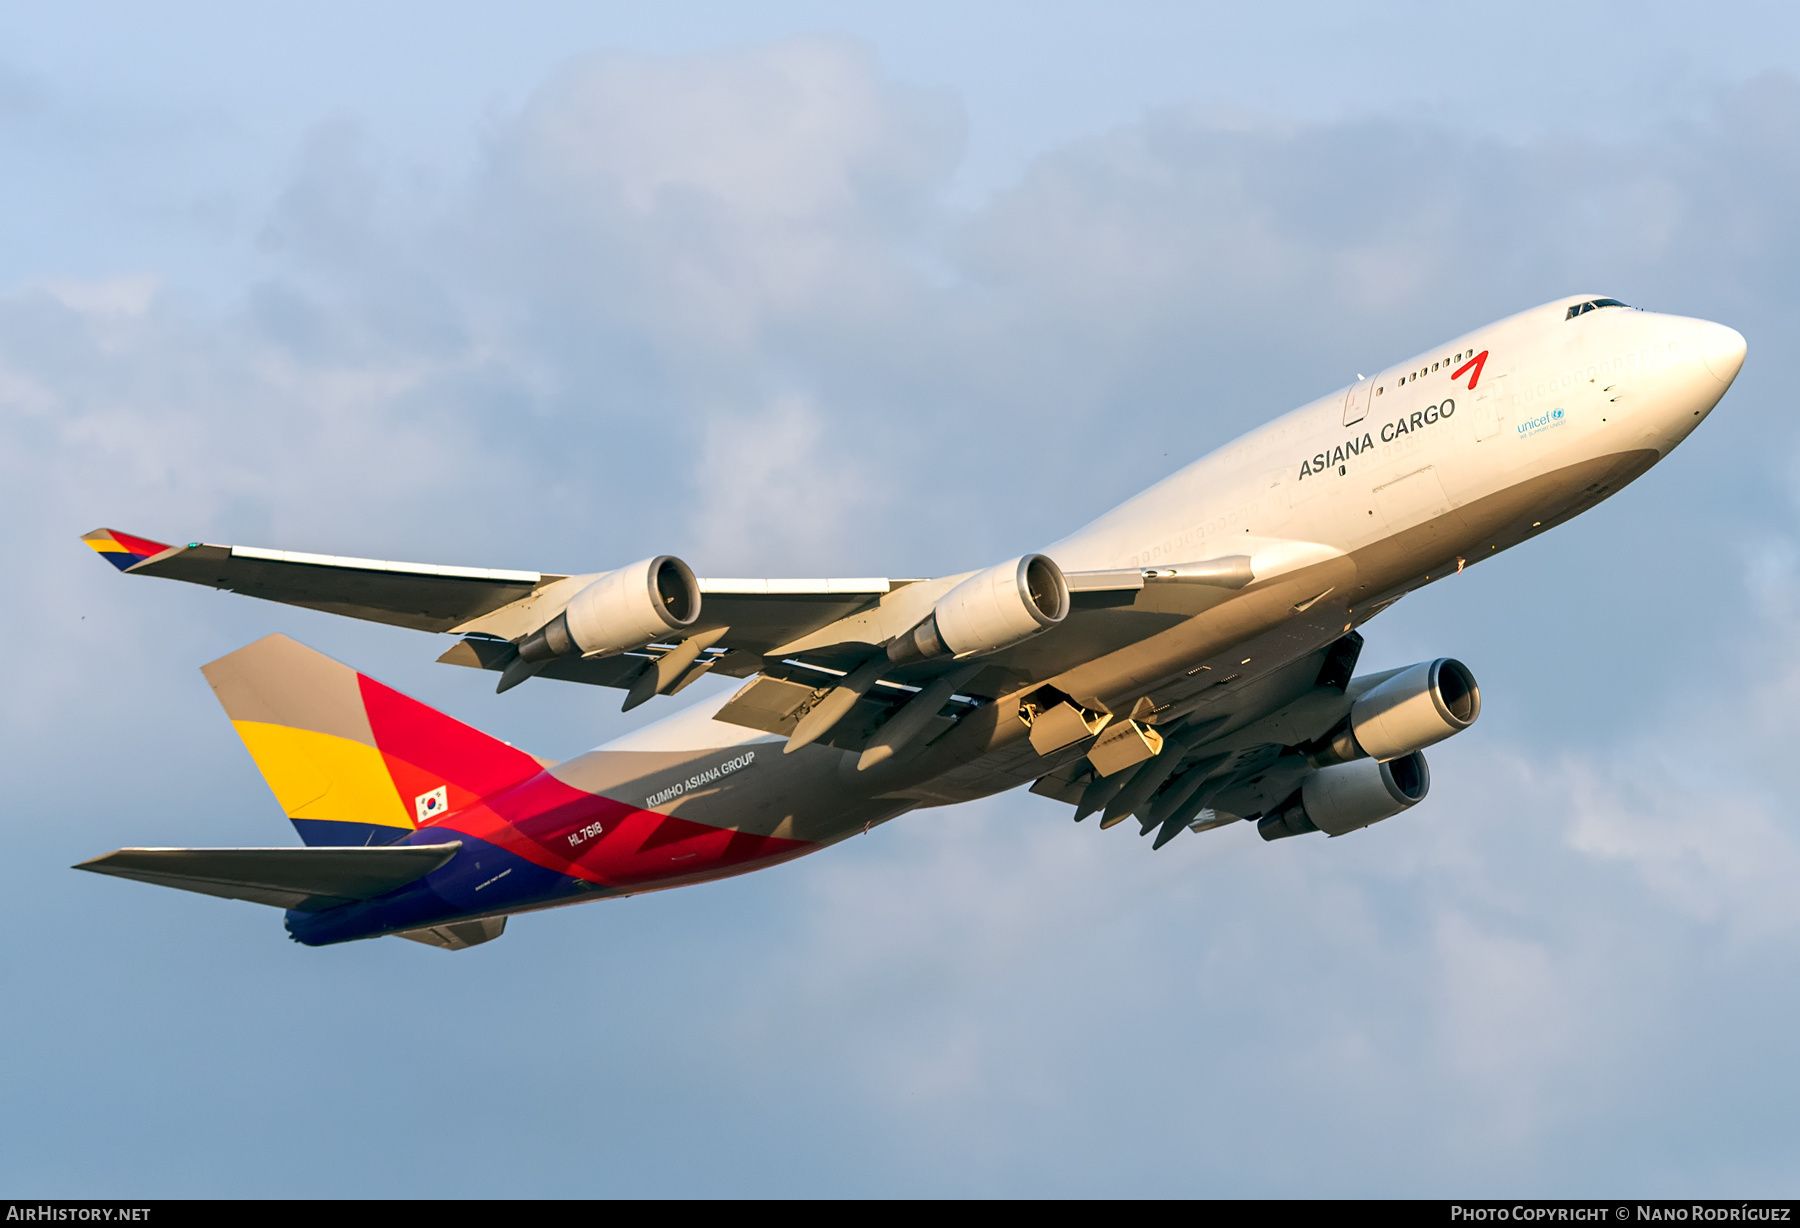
[1314,658,1480,763]
[1351,658,1479,759]
[888,554,1070,664]
[516,555,701,663]
[1258,750,1430,840]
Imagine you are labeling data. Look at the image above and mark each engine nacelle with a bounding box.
[517,555,700,663]
[1348,657,1480,761]
[1258,751,1430,840]
[889,554,1070,663]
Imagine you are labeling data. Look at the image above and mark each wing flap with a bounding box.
[396,916,506,949]
[436,581,906,694]
[712,675,820,735]
[437,637,655,688]
[73,843,461,912]
[711,674,959,752]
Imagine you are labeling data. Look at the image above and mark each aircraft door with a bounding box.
[1470,374,1509,441]
[1343,379,1372,427]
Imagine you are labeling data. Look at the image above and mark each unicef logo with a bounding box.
[1517,407,1569,437]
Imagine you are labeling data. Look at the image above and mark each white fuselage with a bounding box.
[1046,296,1744,584]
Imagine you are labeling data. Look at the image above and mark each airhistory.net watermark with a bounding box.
[6,1210,150,1222]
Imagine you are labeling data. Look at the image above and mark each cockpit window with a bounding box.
[1565,298,1632,319]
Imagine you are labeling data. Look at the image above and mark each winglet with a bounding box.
[82,527,175,572]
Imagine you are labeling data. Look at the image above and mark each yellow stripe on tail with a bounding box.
[231,722,413,834]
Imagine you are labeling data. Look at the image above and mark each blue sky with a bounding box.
[5,2,1800,1196]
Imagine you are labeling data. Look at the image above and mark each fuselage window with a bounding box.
[1432,362,1439,371]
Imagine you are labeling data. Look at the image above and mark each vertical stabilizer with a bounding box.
[203,634,547,847]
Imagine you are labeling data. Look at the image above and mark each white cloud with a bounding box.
[1564,755,1800,940]
[686,392,882,571]
[37,274,159,316]
[472,37,961,354]
[518,38,951,224]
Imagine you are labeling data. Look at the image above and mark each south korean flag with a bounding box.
[414,785,449,825]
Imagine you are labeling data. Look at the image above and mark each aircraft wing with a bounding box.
[83,528,899,667]
[73,843,462,912]
[82,528,1256,719]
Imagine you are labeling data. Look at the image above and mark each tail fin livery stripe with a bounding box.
[356,675,543,820]
[412,771,812,889]
[82,527,173,571]
[204,635,378,746]
[230,721,413,833]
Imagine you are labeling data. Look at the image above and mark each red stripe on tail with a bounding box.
[357,674,544,824]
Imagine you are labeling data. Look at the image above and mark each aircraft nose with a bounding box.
[1697,321,1747,385]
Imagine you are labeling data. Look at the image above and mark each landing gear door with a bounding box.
[1343,380,1372,427]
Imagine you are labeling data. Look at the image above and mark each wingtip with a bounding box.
[82,527,175,572]
[71,849,132,873]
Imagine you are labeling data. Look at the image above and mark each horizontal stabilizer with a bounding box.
[73,843,461,912]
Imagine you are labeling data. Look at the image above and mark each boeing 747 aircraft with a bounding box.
[76,295,1745,949]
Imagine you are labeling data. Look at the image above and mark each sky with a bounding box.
[4,1,1800,1197]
